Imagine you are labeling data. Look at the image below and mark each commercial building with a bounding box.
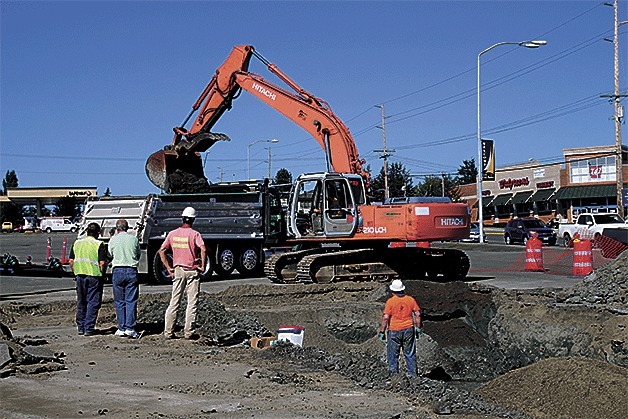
[459,145,628,225]
[1,187,97,217]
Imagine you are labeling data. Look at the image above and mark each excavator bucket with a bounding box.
[145,149,206,193]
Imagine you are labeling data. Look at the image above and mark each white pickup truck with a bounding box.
[558,213,627,245]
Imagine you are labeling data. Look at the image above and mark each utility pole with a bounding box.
[374,104,395,200]
[441,172,445,197]
[603,0,627,217]
[267,146,272,180]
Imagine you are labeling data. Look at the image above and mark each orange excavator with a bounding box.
[146,45,471,283]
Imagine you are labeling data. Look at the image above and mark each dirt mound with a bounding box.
[559,250,628,309]
[138,292,269,344]
[476,357,628,419]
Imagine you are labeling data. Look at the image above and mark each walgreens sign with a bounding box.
[498,177,530,190]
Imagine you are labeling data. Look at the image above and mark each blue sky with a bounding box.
[1,1,626,195]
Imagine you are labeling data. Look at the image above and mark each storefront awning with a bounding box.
[473,196,494,208]
[509,190,534,205]
[490,193,513,207]
[529,188,556,202]
[554,185,616,200]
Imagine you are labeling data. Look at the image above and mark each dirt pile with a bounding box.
[167,169,211,193]
[558,250,627,310]
[477,357,628,419]
[138,293,270,344]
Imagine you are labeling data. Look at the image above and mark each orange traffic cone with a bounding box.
[525,232,544,272]
[572,238,593,276]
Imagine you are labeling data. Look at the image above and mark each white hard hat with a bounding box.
[182,207,197,218]
[389,279,405,292]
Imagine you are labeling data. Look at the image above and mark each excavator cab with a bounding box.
[288,173,360,239]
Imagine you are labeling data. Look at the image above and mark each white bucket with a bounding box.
[276,325,305,347]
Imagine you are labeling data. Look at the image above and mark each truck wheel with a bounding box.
[563,233,571,247]
[70,227,77,233]
[214,247,235,278]
[198,254,213,281]
[504,234,512,245]
[153,252,213,284]
[45,227,52,234]
[152,251,173,284]
[237,247,262,277]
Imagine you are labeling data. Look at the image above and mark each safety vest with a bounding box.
[72,236,103,277]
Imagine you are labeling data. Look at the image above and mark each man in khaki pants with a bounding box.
[159,207,206,340]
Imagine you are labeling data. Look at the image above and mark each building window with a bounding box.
[570,156,616,183]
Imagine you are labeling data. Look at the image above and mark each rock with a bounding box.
[21,345,60,363]
[0,343,12,369]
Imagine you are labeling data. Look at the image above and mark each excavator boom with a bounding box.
[145,45,367,192]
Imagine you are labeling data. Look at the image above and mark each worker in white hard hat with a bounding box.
[379,279,422,376]
[159,206,206,340]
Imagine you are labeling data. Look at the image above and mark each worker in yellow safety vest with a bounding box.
[69,222,107,336]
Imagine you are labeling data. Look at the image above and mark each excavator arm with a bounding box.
[146,45,368,192]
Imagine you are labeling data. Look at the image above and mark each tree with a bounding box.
[370,162,416,202]
[0,170,21,224]
[273,168,292,185]
[103,187,112,197]
[455,158,478,185]
[2,170,18,195]
[53,197,81,219]
[416,174,461,201]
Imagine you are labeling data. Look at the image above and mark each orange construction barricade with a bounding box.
[572,238,593,276]
[525,233,544,272]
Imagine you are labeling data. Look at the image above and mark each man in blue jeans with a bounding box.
[379,279,422,376]
[108,219,141,339]
[69,223,107,336]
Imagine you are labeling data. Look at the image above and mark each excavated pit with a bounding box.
[1,252,626,417]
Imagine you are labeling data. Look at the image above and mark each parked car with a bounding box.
[460,222,486,243]
[504,218,557,246]
[1,222,13,233]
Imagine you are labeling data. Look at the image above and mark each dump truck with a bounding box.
[78,180,286,282]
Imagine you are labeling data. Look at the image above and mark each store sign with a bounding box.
[498,177,530,190]
[68,190,93,197]
[533,169,545,179]
[482,190,492,196]
[588,164,602,179]
[536,180,555,189]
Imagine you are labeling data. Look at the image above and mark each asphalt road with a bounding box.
[0,229,581,302]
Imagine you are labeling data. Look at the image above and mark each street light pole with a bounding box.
[247,139,279,179]
[477,40,546,244]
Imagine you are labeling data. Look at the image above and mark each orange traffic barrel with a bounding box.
[572,238,593,276]
[525,234,544,272]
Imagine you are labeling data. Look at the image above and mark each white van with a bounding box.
[39,217,78,233]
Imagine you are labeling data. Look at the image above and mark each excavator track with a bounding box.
[264,248,326,284]
[266,246,470,284]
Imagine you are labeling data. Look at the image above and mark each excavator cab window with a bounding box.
[289,175,358,239]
